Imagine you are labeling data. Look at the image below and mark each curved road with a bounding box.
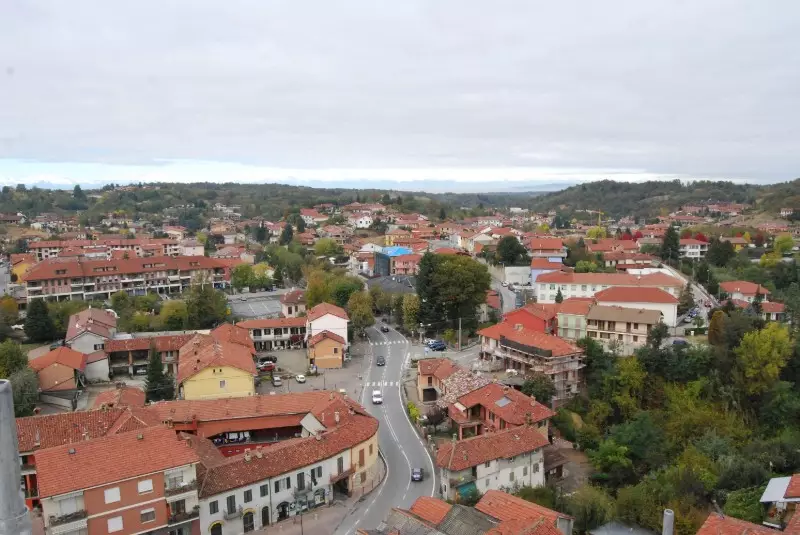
[335,325,436,534]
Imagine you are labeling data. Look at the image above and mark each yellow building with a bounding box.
[349,422,380,492]
[307,330,346,369]
[177,335,256,400]
[10,253,36,282]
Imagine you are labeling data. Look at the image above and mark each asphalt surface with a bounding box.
[492,279,519,313]
[334,326,436,534]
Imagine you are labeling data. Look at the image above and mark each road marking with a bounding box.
[398,349,437,498]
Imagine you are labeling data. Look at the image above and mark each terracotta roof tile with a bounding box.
[22,255,225,282]
[536,271,682,288]
[66,308,117,341]
[587,305,663,324]
[409,496,453,525]
[761,301,786,313]
[786,474,800,499]
[105,333,196,354]
[280,290,306,305]
[16,409,126,452]
[308,330,346,346]
[436,426,549,471]
[29,346,87,372]
[211,323,256,355]
[177,335,256,384]
[35,426,200,498]
[92,386,146,409]
[594,286,678,304]
[557,298,595,316]
[720,280,770,297]
[477,324,581,358]
[528,238,564,251]
[530,258,564,269]
[237,316,307,329]
[307,302,350,322]
[477,490,569,524]
[457,383,554,426]
[695,513,777,535]
[197,413,378,497]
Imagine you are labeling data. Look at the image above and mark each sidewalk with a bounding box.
[256,453,387,535]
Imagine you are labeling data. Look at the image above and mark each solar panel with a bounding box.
[495,396,511,407]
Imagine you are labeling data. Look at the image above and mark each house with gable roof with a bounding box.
[177,336,257,401]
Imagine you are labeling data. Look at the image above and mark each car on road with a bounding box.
[295,374,306,383]
[411,468,424,482]
[376,355,386,366]
[501,281,508,287]
[381,317,388,323]
[371,390,383,404]
[257,362,275,372]
[272,376,283,387]
[380,325,390,333]
[429,341,447,351]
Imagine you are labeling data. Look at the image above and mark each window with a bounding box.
[167,473,183,489]
[523,466,528,476]
[260,484,269,497]
[244,489,252,503]
[297,472,305,491]
[140,508,156,523]
[369,444,373,456]
[338,457,344,474]
[243,511,255,532]
[427,377,433,386]
[93,343,104,350]
[226,495,236,514]
[549,284,555,290]
[219,380,226,389]
[209,501,219,514]
[533,463,540,473]
[104,487,121,504]
[510,471,515,482]
[137,479,153,494]
[633,336,638,342]
[333,347,338,354]
[581,285,587,291]
[485,461,491,468]
[107,516,123,533]
[315,466,322,478]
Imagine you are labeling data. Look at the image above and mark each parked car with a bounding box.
[295,374,306,383]
[380,325,390,333]
[381,317,388,323]
[429,341,447,351]
[411,468,424,482]
[372,390,383,404]
[11,324,24,331]
[257,362,275,372]
[376,355,386,366]
[501,281,508,287]
[672,339,688,346]
[272,376,283,387]
[239,296,247,301]
[258,355,278,364]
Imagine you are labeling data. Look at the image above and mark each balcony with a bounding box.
[165,480,197,497]
[20,462,35,475]
[49,510,87,527]
[169,505,200,525]
[224,505,243,520]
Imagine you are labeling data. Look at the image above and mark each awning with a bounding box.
[761,477,792,503]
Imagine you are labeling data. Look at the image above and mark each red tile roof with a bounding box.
[477,324,581,357]
[488,517,565,535]
[417,358,460,381]
[237,317,307,329]
[308,330,346,346]
[486,290,502,311]
[211,323,256,355]
[585,239,639,253]
[530,258,563,269]
[280,290,306,305]
[307,302,350,322]
[35,426,200,498]
[408,496,452,525]
[457,383,554,426]
[16,409,127,452]
[105,333,196,354]
[594,286,678,304]
[720,280,770,297]
[477,490,569,525]
[436,425,549,471]
[528,238,564,251]
[197,413,378,497]
[680,238,708,245]
[535,271,683,287]
[786,474,800,499]
[92,386,146,409]
[29,346,87,372]
[557,298,595,316]
[177,335,256,384]
[22,255,225,282]
[695,513,777,535]
[66,308,117,341]
[761,301,786,313]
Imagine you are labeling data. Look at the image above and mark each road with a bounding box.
[492,279,518,313]
[334,326,435,534]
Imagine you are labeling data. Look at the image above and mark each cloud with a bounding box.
[0,0,798,189]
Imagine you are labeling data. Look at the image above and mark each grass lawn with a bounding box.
[687,334,709,345]
[19,342,48,358]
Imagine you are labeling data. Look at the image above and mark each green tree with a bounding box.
[314,238,342,257]
[609,412,666,475]
[402,294,420,333]
[723,485,768,524]
[575,260,599,273]
[392,293,405,322]
[0,295,19,324]
[660,225,680,263]
[305,270,330,307]
[514,485,557,510]
[774,234,794,255]
[563,485,614,534]
[555,288,563,303]
[145,341,174,402]
[495,236,529,266]
[158,301,189,330]
[24,299,56,343]
[347,292,374,333]
[279,224,294,245]
[9,367,38,417]
[707,310,726,346]
[759,381,800,431]
[231,263,256,290]
[706,238,736,267]
[588,440,635,488]
[329,277,363,308]
[521,374,556,406]
[735,322,792,395]
[0,340,28,377]
[677,284,695,315]
[586,227,608,240]
[111,291,133,317]
[427,255,491,330]
[185,276,229,328]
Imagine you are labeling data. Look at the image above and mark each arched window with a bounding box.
[243,511,255,532]
[210,524,222,535]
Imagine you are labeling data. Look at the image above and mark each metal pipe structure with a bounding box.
[0,379,31,535]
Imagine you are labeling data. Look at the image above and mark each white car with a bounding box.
[501,281,509,287]
[295,374,306,383]
[11,324,24,331]
[371,390,383,404]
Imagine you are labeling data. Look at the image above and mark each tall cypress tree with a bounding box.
[24,299,56,343]
[660,225,680,264]
[145,340,174,402]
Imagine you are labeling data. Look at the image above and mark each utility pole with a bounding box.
[457,317,462,351]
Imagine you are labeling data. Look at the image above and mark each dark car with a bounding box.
[380,325,390,333]
[430,341,447,351]
[411,468,424,482]
[376,355,386,366]
[259,355,278,364]
[381,317,388,323]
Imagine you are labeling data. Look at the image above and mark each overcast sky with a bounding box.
[1,1,798,191]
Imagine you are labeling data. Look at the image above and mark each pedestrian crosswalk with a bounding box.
[370,340,407,346]
[365,381,399,387]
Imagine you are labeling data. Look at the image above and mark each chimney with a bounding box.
[334,411,340,424]
[0,380,33,534]
[515,323,523,331]
[255,446,263,459]
[662,509,674,535]
[244,451,252,462]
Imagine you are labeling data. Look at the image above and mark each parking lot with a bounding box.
[229,296,282,318]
